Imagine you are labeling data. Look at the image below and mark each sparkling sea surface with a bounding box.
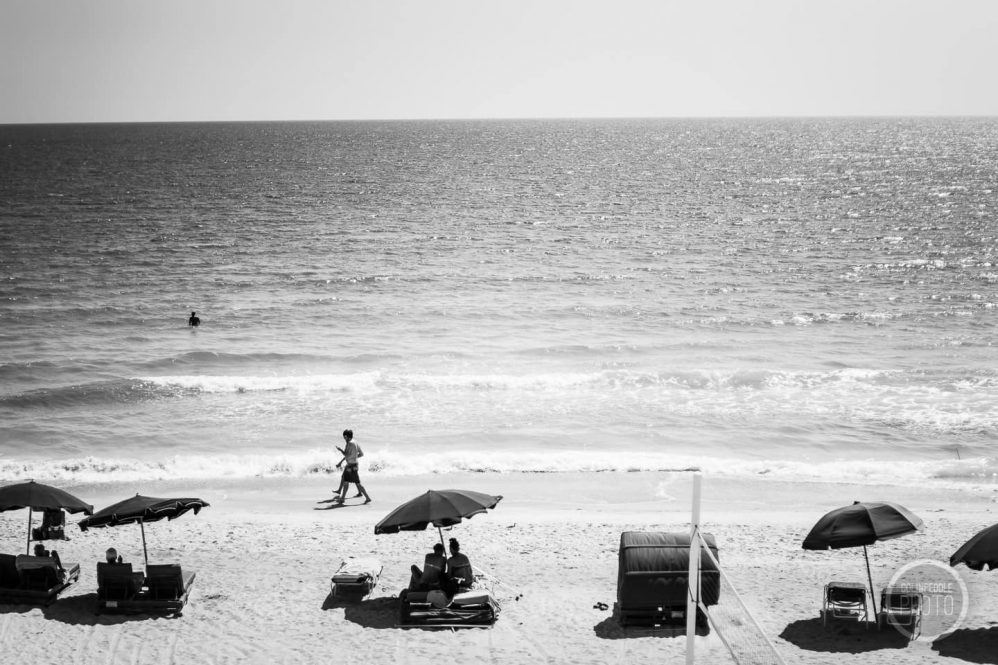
[1,118,996,485]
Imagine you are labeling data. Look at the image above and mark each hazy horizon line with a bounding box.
[3,113,997,128]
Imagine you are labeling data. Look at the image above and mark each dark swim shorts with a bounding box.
[342,463,360,483]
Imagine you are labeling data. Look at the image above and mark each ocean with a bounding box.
[1,118,995,486]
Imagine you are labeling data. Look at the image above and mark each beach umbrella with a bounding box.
[78,495,209,568]
[950,523,998,571]
[0,480,93,555]
[803,501,924,616]
[374,489,502,547]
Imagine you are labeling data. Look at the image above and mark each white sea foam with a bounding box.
[126,367,998,442]
[139,372,382,394]
[3,449,996,489]
[138,367,979,395]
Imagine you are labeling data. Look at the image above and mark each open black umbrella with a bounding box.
[78,495,209,568]
[0,480,93,554]
[374,489,502,547]
[951,523,998,571]
[803,501,924,615]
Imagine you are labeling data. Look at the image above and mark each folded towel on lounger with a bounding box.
[332,557,382,583]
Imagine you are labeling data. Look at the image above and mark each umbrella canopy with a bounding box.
[803,501,924,550]
[0,480,93,554]
[803,501,923,616]
[0,480,94,514]
[78,495,209,567]
[375,489,502,546]
[950,523,998,571]
[375,489,501,533]
[78,495,207,529]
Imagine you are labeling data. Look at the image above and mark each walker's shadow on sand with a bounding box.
[0,593,179,626]
[315,497,371,510]
[321,593,397,629]
[779,617,909,653]
[932,627,998,664]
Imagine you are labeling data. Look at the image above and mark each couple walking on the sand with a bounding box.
[333,429,372,504]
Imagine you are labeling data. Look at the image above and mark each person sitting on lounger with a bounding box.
[410,543,448,591]
[33,543,64,573]
[447,537,474,590]
[105,547,125,564]
[38,508,66,539]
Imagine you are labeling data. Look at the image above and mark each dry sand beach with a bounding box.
[2,472,998,665]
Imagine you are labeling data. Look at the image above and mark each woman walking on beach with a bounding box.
[334,429,371,504]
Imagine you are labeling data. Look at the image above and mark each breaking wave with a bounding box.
[2,449,996,488]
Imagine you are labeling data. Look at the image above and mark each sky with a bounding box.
[2,0,997,124]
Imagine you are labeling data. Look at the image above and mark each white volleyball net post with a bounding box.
[686,473,787,665]
[685,472,702,664]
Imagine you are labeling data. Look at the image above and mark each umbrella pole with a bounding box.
[864,545,878,618]
[140,520,149,569]
[25,508,32,555]
[437,526,445,550]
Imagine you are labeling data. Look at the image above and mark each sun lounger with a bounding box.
[331,557,382,599]
[0,554,80,606]
[146,564,197,606]
[32,509,67,541]
[96,562,145,607]
[823,581,870,627]
[397,588,500,628]
[96,562,196,615]
[0,554,17,590]
[616,531,720,628]
[878,586,922,638]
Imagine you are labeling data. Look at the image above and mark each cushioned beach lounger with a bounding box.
[331,557,382,599]
[96,562,144,610]
[19,560,63,592]
[823,581,870,627]
[146,564,196,604]
[32,509,67,541]
[0,554,80,606]
[879,586,921,638]
[0,554,18,590]
[397,588,500,628]
[96,562,196,615]
[616,531,720,628]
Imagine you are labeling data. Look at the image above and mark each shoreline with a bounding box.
[2,471,997,664]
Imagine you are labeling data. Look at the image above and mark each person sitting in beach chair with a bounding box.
[447,538,474,590]
[96,562,143,602]
[7,546,80,604]
[410,543,448,591]
[95,547,143,604]
[398,555,501,629]
[17,553,68,589]
[32,543,64,574]
[31,509,66,541]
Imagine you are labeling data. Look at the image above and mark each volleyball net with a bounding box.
[685,473,787,665]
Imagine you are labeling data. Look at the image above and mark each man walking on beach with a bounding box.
[334,429,371,504]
